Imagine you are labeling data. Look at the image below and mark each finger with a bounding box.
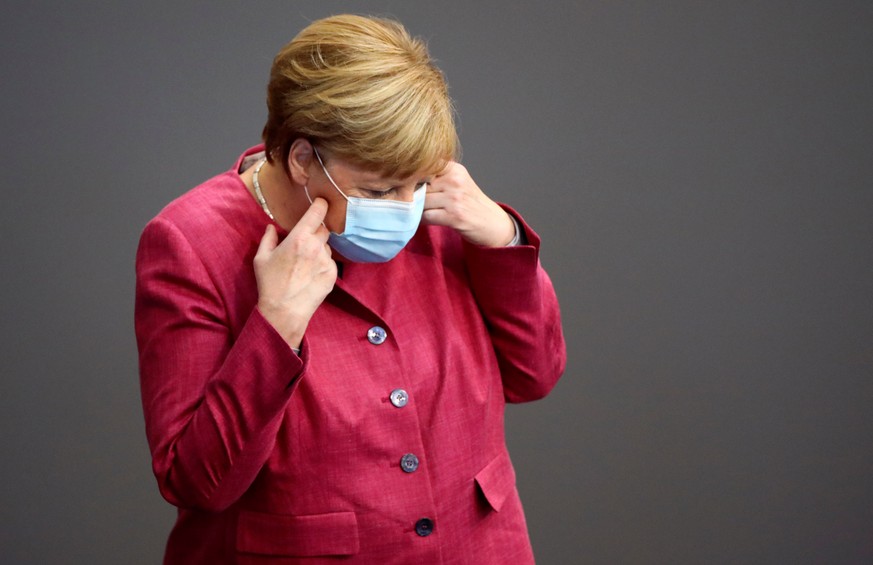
[423,190,449,210]
[421,208,451,227]
[434,160,457,178]
[293,197,330,233]
[313,223,331,243]
[256,224,278,258]
[427,169,465,194]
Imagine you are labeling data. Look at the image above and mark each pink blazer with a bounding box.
[135,146,566,564]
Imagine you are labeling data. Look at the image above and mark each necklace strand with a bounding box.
[252,158,274,220]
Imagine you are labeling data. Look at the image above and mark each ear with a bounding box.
[286,138,315,186]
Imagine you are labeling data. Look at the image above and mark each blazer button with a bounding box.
[389,389,409,408]
[400,453,419,473]
[367,326,387,345]
[415,518,434,537]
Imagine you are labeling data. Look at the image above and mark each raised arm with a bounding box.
[134,200,335,511]
[423,163,567,402]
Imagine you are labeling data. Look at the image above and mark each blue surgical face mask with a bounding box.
[306,148,426,263]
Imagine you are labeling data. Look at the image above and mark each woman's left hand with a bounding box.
[422,162,516,247]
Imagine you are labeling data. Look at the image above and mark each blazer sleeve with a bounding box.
[462,205,567,403]
[134,216,303,512]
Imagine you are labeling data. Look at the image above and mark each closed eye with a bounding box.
[361,181,427,199]
[363,188,396,199]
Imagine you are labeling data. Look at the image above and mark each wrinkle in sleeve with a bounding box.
[462,205,567,403]
[135,217,303,511]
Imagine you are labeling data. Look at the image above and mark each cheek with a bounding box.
[308,182,347,233]
[324,195,348,234]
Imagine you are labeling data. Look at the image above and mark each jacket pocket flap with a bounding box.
[474,451,516,512]
[236,510,359,556]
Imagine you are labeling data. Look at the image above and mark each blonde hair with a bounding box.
[262,14,459,178]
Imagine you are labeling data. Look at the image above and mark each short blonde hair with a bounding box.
[262,14,459,178]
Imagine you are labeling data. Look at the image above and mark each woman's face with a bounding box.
[308,150,431,235]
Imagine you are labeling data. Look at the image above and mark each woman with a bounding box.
[135,14,566,564]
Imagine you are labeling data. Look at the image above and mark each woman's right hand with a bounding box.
[254,197,337,349]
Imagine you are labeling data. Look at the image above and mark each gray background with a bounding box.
[2,1,872,564]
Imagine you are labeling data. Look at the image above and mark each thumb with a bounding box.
[256,223,278,258]
[294,197,329,233]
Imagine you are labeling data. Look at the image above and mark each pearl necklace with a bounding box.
[252,157,274,220]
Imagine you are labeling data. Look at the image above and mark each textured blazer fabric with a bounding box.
[135,146,567,564]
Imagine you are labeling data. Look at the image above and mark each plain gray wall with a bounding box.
[2,1,872,563]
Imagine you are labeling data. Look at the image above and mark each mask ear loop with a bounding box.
[313,147,350,202]
[306,147,344,233]
[303,183,332,232]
